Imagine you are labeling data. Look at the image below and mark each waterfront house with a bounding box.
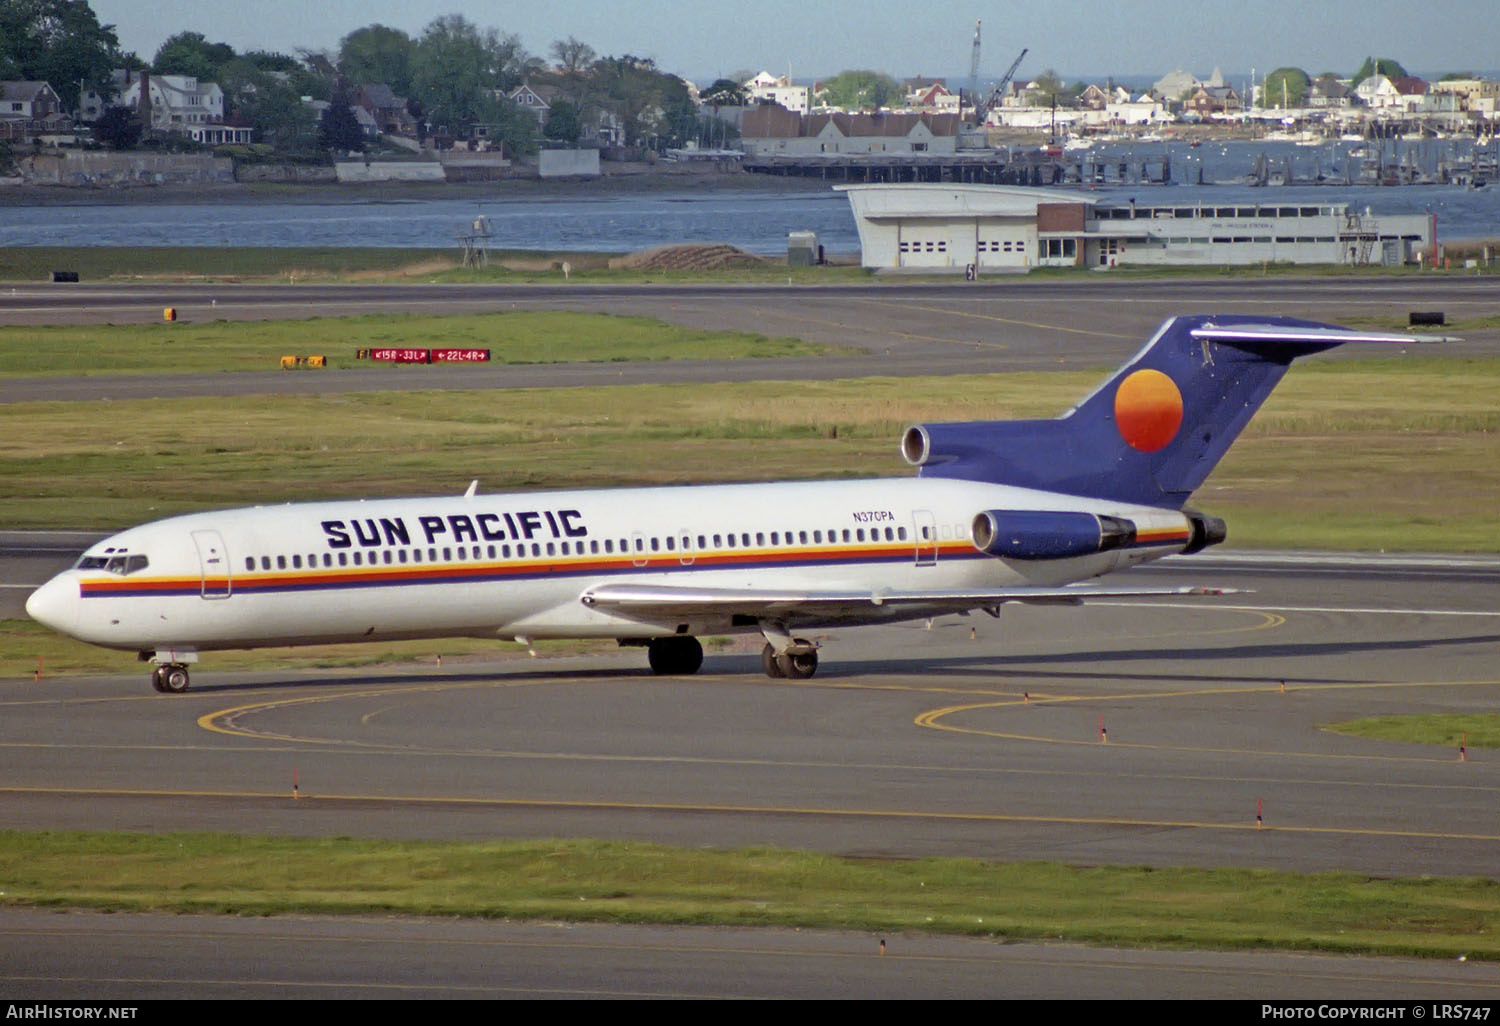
[112,71,250,144]
[1432,77,1500,117]
[354,84,418,138]
[1078,84,1110,110]
[0,81,70,141]
[1355,75,1429,111]
[1189,84,1242,116]
[1307,75,1355,108]
[508,83,557,124]
[905,81,960,114]
[744,72,810,115]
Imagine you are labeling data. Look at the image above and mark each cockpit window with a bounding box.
[76,553,149,575]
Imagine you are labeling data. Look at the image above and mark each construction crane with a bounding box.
[973,47,1028,126]
[968,20,983,110]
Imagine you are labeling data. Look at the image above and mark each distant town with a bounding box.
[1,4,1496,188]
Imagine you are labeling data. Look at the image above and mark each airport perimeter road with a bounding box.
[4,552,1498,878]
[1,276,1496,404]
[6,907,1499,999]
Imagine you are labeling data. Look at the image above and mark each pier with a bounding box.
[744,151,1043,184]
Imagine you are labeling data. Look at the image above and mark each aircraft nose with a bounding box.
[26,575,78,636]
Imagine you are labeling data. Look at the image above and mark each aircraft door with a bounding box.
[677,529,695,566]
[912,510,938,566]
[191,529,232,599]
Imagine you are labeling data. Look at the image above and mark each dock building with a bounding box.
[837,184,1435,271]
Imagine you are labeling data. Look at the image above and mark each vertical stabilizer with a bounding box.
[902,314,1451,507]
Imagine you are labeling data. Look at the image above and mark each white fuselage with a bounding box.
[27,476,1195,655]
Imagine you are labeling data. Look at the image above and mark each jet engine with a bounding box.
[1183,510,1228,554]
[971,510,1137,560]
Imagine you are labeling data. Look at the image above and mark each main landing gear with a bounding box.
[641,632,819,679]
[759,622,819,679]
[150,664,191,694]
[647,636,704,676]
[761,642,818,679]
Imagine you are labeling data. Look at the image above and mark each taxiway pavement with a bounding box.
[8,907,1499,999]
[3,277,1496,404]
[5,552,1498,876]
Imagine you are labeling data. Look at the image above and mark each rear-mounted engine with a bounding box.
[971,510,1137,560]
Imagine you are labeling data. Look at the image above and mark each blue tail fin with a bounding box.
[902,314,1448,508]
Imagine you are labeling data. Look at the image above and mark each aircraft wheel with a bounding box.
[761,643,785,679]
[161,665,191,694]
[150,666,168,693]
[647,637,703,675]
[776,642,818,680]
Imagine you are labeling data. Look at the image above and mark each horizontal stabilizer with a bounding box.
[1191,324,1460,347]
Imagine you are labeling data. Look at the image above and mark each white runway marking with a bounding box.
[1105,600,1500,618]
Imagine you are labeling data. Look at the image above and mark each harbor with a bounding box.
[2,141,1498,261]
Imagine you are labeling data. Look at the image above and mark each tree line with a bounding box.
[0,1,724,155]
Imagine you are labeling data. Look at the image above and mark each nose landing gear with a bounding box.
[142,651,196,693]
[150,664,191,693]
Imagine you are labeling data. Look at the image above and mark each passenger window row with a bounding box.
[242,525,912,572]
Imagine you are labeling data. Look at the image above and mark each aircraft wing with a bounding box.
[580,581,1233,623]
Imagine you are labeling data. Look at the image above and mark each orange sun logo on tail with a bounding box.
[1114,369,1183,452]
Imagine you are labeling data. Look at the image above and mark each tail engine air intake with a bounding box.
[972,510,1137,561]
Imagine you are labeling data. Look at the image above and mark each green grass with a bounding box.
[5,245,1493,286]
[1326,312,1500,334]
[422,261,877,285]
[0,246,456,282]
[0,310,824,377]
[0,372,1091,528]
[1,832,1497,958]
[2,358,1496,551]
[0,245,876,285]
[1195,357,1500,551]
[1323,715,1500,749]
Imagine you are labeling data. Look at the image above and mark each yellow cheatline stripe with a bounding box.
[915,679,1500,763]
[5,783,1500,843]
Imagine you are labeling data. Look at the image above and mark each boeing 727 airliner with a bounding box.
[26,314,1451,692]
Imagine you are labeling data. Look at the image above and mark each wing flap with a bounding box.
[581,581,1233,623]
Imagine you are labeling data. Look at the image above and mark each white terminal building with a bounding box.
[836,185,1437,272]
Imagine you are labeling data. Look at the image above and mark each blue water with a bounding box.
[1,140,1496,254]
[0,188,863,255]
